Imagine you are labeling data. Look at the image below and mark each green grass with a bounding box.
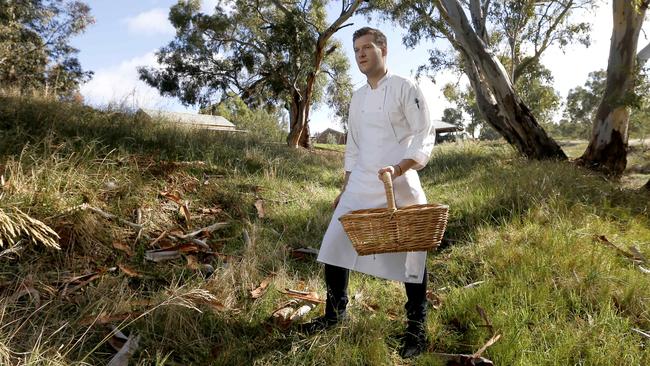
[0,94,649,365]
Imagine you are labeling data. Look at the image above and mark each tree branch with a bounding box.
[270,0,293,17]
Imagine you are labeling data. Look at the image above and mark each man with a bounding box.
[299,27,436,359]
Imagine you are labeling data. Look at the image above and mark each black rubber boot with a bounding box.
[399,321,428,358]
[400,269,428,358]
[298,264,349,335]
[297,315,343,334]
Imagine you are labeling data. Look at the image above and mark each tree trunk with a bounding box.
[285,0,364,148]
[287,90,310,148]
[577,0,647,176]
[437,0,566,159]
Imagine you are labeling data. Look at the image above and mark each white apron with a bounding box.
[317,85,427,284]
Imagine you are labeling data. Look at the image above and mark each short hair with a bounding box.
[353,27,387,48]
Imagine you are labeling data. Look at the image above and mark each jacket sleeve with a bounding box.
[343,93,360,172]
[401,80,435,170]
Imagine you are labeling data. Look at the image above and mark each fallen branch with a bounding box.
[85,205,143,231]
[177,222,229,239]
[64,204,143,231]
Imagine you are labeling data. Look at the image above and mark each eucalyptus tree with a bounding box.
[578,0,650,177]
[0,0,94,97]
[376,0,594,159]
[563,70,607,139]
[139,0,365,148]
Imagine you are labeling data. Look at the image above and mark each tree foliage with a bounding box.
[441,107,463,127]
[442,83,481,137]
[0,0,94,97]
[372,0,592,158]
[488,0,592,83]
[139,0,359,147]
[560,70,606,138]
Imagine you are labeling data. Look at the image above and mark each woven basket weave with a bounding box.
[339,172,448,256]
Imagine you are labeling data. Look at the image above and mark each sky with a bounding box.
[71,1,650,134]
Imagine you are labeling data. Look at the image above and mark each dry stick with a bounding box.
[476,305,494,336]
[56,204,144,231]
[472,333,501,359]
[61,272,103,297]
[632,328,650,339]
[0,242,24,258]
[148,230,167,247]
[84,205,143,231]
[595,235,636,260]
[464,280,485,289]
[177,222,229,239]
[134,208,143,243]
[628,246,648,264]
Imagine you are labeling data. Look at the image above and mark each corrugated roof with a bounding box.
[140,109,236,130]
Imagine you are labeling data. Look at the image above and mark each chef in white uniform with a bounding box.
[299,27,436,359]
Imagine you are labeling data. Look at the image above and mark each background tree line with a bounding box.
[0,0,94,99]
[1,0,649,187]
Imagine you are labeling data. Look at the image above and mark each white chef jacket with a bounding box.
[317,73,436,283]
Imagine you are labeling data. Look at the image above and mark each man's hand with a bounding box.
[377,165,400,181]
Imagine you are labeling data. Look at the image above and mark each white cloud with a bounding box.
[80,52,195,113]
[124,8,174,36]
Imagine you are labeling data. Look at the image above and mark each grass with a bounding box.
[0,94,649,365]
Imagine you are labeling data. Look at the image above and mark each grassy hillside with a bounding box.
[1,95,649,365]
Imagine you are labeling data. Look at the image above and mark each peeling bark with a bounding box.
[578,0,647,176]
[437,0,566,159]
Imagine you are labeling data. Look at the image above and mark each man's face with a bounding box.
[353,34,386,76]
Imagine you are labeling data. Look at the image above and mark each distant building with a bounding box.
[137,108,237,131]
[432,120,465,142]
[432,120,464,134]
[315,128,346,144]
[312,121,464,146]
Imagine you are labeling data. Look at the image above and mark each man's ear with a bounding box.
[381,45,387,57]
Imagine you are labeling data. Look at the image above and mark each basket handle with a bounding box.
[381,171,397,210]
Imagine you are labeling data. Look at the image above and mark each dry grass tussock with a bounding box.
[0,207,60,250]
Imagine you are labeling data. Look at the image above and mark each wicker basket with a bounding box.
[339,172,448,256]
